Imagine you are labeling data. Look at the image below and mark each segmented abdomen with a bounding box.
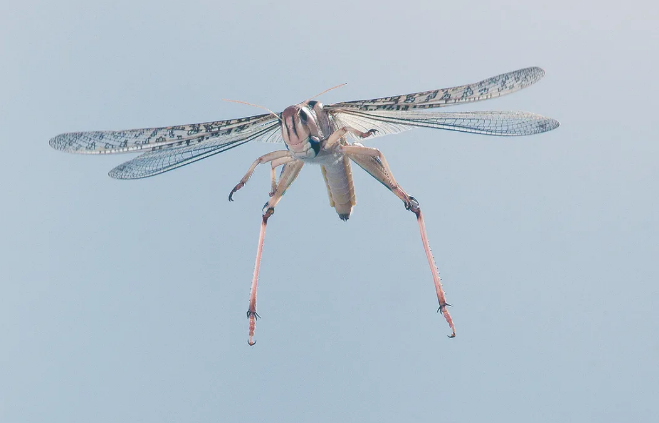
[321,156,356,221]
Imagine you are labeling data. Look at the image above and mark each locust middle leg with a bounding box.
[342,144,456,338]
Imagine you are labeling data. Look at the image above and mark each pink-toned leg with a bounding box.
[269,166,276,196]
[229,150,291,201]
[407,198,456,338]
[345,145,456,338]
[246,160,304,346]
[247,207,273,346]
[323,126,377,149]
[269,156,295,197]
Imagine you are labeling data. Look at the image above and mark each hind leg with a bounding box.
[246,160,305,345]
[342,144,455,338]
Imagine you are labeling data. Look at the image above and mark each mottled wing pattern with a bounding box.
[327,67,546,112]
[108,120,282,179]
[49,113,282,155]
[331,110,559,140]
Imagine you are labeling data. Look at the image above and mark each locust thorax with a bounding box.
[281,101,329,159]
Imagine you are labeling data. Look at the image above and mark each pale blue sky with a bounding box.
[1,1,658,422]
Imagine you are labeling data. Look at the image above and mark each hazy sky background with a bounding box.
[1,1,658,422]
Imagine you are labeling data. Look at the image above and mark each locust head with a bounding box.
[281,102,324,158]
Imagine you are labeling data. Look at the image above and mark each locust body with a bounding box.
[49,67,560,345]
[279,100,364,220]
[232,100,455,344]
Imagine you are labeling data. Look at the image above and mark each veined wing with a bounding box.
[108,119,282,179]
[331,110,559,139]
[327,67,546,112]
[49,113,282,155]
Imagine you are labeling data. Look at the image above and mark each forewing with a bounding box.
[327,67,546,112]
[49,113,282,155]
[108,120,282,179]
[331,110,559,139]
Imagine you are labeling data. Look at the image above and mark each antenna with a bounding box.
[222,99,282,122]
[303,83,347,104]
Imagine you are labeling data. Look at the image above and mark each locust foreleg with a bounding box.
[342,144,456,338]
[323,127,377,149]
[247,160,304,346]
[229,150,292,201]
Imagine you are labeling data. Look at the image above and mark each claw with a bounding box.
[229,185,242,201]
[438,303,455,338]
[357,129,378,139]
[437,303,452,313]
[247,310,260,345]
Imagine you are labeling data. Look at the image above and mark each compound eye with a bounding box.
[299,109,308,124]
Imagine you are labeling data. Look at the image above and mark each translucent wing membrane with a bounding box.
[327,67,546,112]
[49,66,558,180]
[49,113,282,155]
[331,110,559,140]
[108,120,282,179]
